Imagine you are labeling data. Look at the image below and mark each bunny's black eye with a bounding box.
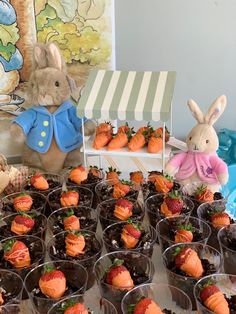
[206,140,209,143]
[189,137,192,140]
[55,81,60,87]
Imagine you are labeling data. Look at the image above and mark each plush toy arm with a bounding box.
[11,108,36,143]
[68,106,95,136]
[165,152,187,176]
[10,123,26,143]
[0,171,10,194]
[210,155,229,185]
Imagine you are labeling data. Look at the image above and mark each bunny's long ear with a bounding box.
[33,44,47,69]
[46,42,67,72]
[205,95,227,126]
[187,99,205,123]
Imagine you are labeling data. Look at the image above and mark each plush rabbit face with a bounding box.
[186,95,227,154]
[27,43,72,107]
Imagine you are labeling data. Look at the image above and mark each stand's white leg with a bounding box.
[162,122,166,172]
[81,118,87,167]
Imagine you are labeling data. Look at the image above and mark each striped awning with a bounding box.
[77,70,176,122]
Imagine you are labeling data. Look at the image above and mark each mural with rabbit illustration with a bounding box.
[0,0,113,118]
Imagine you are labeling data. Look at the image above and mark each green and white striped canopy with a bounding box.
[77,70,176,122]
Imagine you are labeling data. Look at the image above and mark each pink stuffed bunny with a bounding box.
[165,95,229,192]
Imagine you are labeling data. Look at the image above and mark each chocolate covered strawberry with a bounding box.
[210,211,230,229]
[63,209,80,231]
[60,190,79,207]
[121,219,141,249]
[13,193,33,212]
[112,180,131,199]
[3,239,31,268]
[106,167,121,184]
[194,185,214,202]
[65,232,85,257]
[114,198,133,220]
[39,266,66,299]
[160,190,184,217]
[132,297,163,314]
[30,173,49,190]
[153,126,170,142]
[105,259,134,290]
[63,301,89,314]
[130,171,144,185]
[175,247,203,278]
[11,212,35,235]
[175,224,194,243]
[200,282,229,314]
[69,165,88,184]
[154,174,173,193]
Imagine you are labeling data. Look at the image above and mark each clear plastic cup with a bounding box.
[47,294,118,314]
[145,193,194,229]
[46,186,93,216]
[1,191,46,215]
[93,250,155,314]
[24,260,88,314]
[47,205,98,237]
[156,215,211,253]
[121,283,192,313]
[218,223,236,274]
[197,199,230,251]
[97,198,145,230]
[162,242,223,310]
[0,269,23,304]
[194,273,236,314]
[47,230,102,290]
[0,211,47,240]
[0,303,21,314]
[102,221,157,257]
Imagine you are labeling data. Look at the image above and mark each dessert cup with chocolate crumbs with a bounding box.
[93,250,155,314]
[218,223,236,274]
[24,260,88,314]
[156,215,211,253]
[95,179,139,202]
[0,269,23,305]
[46,186,93,216]
[0,303,22,314]
[47,294,118,314]
[162,242,223,311]
[23,172,63,196]
[197,199,234,251]
[102,221,157,258]
[0,212,47,240]
[194,273,236,314]
[145,193,194,229]
[121,283,192,314]
[47,205,98,237]
[1,191,46,215]
[47,230,102,290]
[97,198,145,230]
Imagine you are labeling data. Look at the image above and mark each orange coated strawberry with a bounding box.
[105,259,134,290]
[96,122,113,135]
[175,225,194,243]
[194,185,214,202]
[60,191,79,207]
[3,239,31,268]
[114,199,133,220]
[210,212,230,229]
[69,165,88,185]
[30,173,49,190]
[112,181,131,199]
[133,297,163,314]
[154,174,173,193]
[63,209,80,231]
[130,171,144,185]
[121,219,141,249]
[65,232,85,257]
[152,126,170,142]
[13,193,33,212]
[148,171,162,183]
[106,167,121,184]
[11,212,35,235]
[160,191,184,217]
[147,135,163,153]
[0,292,3,305]
[93,132,113,150]
[89,165,101,177]
[63,302,89,314]
[39,266,66,299]
[175,247,203,278]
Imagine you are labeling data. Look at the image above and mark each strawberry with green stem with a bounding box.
[39,266,66,299]
[3,239,31,268]
[106,166,121,184]
[194,185,214,202]
[60,190,79,207]
[128,297,163,314]
[63,208,80,231]
[68,165,88,185]
[89,165,102,177]
[65,231,86,257]
[160,190,184,217]
[154,174,174,193]
[11,211,35,235]
[13,193,33,212]
[61,300,89,314]
[121,218,142,249]
[114,198,133,221]
[175,224,194,243]
[112,180,132,199]
[30,173,49,190]
[207,207,230,229]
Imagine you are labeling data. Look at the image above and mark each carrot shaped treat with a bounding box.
[60,191,79,207]
[107,132,129,150]
[194,185,214,202]
[128,133,146,152]
[3,239,31,268]
[153,126,170,142]
[106,167,121,184]
[13,193,33,212]
[65,232,85,257]
[175,247,203,278]
[30,173,49,190]
[105,259,134,290]
[133,297,163,314]
[63,302,89,314]
[96,122,113,135]
[114,199,133,220]
[148,135,163,153]
[121,219,141,249]
[11,212,35,235]
[93,132,112,150]
[130,171,144,185]
[112,181,131,199]
[200,283,229,314]
[63,209,80,231]
[39,266,66,299]
[68,165,88,184]
[175,225,194,243]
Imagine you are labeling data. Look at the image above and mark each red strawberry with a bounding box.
[3,239,31,268]
[114,198,133,221]
[105,259,134,290]
[210,212,230,229]
[121,219,141,249]
[200,283,229,313]
[39,266,66,299]
[64,302,89,314]
[13,193,33,212]
[133,297,163,314]
[11,212,35,235]
[30,173,49,190]
[60,191,79,207]
[174,247,203,278]
[112,181,131,199]
[160,191,184,217]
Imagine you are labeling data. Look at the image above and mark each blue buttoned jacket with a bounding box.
[13,99,87,153]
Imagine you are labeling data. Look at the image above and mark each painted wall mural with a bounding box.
[0,0,113,118]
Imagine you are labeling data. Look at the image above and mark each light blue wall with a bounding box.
[115,0,236,139]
